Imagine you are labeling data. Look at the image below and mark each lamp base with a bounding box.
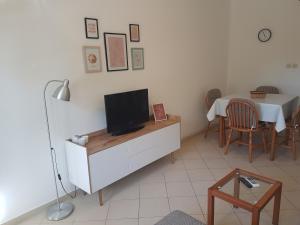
[47,202,74,221]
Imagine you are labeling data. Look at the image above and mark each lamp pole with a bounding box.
[43,80,73,221]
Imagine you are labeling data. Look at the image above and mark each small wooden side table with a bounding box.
[207,168,282,225]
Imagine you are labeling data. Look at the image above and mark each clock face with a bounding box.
[258,28,272,42]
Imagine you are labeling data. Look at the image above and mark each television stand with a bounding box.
[65,115,181,206]
[111,124,145,136]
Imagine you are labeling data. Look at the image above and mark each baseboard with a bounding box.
[181,128,206,142]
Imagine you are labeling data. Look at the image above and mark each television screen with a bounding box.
[104,89,149,135]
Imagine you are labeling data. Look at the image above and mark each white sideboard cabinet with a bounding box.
[65,115,181,205]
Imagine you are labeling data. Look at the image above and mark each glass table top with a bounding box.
[213,169,279,205]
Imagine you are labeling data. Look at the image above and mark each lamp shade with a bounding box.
[52,79,70,101]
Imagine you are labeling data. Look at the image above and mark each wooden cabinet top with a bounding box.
[70,115,181,155]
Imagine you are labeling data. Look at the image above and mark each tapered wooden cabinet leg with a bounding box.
[98,189,104,206]
[170,152,175,164]
[272,185,282,225]
[207,190,215,225]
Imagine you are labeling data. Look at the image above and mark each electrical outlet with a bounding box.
[292,63,298,69]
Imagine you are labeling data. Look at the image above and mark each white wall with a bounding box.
[227,0,300,95]
[0,0,230,223]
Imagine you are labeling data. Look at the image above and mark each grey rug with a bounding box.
[154,210,206,225]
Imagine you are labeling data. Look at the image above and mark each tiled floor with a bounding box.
[16,132,300,225]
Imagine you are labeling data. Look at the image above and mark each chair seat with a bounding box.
[155,210,205,225]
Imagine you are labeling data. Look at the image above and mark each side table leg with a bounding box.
[233,173,240,208]
[219,116,226,148]
[272,185,282,225]
[207,190,215,225]
[98,189,104,206]
[252,208,260,225]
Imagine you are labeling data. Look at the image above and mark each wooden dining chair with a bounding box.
[276,107,300,160]
[225,98,267,163]
[256,86,279,94]
[204,88,222,138]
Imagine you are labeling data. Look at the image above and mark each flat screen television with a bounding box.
[104,89,150,136]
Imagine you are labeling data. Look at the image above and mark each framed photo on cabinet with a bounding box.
[129,24,140,42]
[104,33,129,72]
[82,46,102,73]
[84,18,99,39]
[131,48,144,70]
[153,103,167,122]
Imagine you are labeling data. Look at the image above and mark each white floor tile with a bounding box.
[166,182,195,197]
[192,181,215,196]
[73,221,105,225]
[169,196,202,215]
[187,168,215,181]
[214,213,241,225]
[183,159,208,169]
[164,170,189,182]
[140,183,167,198]
[138,217,162,225]
[107,199,139,219]
[139,198,170,218]
[204,158,230,169]
[106,218,138,225]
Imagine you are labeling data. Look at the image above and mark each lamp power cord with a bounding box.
[51,147,77,199]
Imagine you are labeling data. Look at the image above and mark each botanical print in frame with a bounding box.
[153,104,167,122]
[131,48,144,70]
[83,46,102,73]
[129,24,140,42]
[104,33,128,72]
[84,18,99,39]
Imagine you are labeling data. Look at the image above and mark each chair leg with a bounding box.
[204,121,211,139]
[249,132,253,163]
[238,132,243,147]
[285,128,290,145]
[292,129,297,160]
[262,131,268,153]
[224,129,233,155]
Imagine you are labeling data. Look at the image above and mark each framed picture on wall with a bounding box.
[104,33,129,72]
[153,103,168,122]
[131,48,144,70]
[129,24,140,42]
[84,18,99,39]
[82,46,102,73]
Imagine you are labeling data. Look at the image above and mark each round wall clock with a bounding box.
[258,28,272,42]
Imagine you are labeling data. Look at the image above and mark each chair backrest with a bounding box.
[205,89,221,109]
[256,86,279,94]
[291,107,300,128]
[226,98,259,130]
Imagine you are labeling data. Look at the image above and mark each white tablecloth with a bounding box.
[207,94,299,132]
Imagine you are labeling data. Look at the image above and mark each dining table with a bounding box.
[207,93,299,160]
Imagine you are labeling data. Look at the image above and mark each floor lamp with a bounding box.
[43,79,74,221]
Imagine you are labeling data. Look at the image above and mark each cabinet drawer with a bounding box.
[126,124,180,156]
[129,124,180,172]
[89,144,130,192]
